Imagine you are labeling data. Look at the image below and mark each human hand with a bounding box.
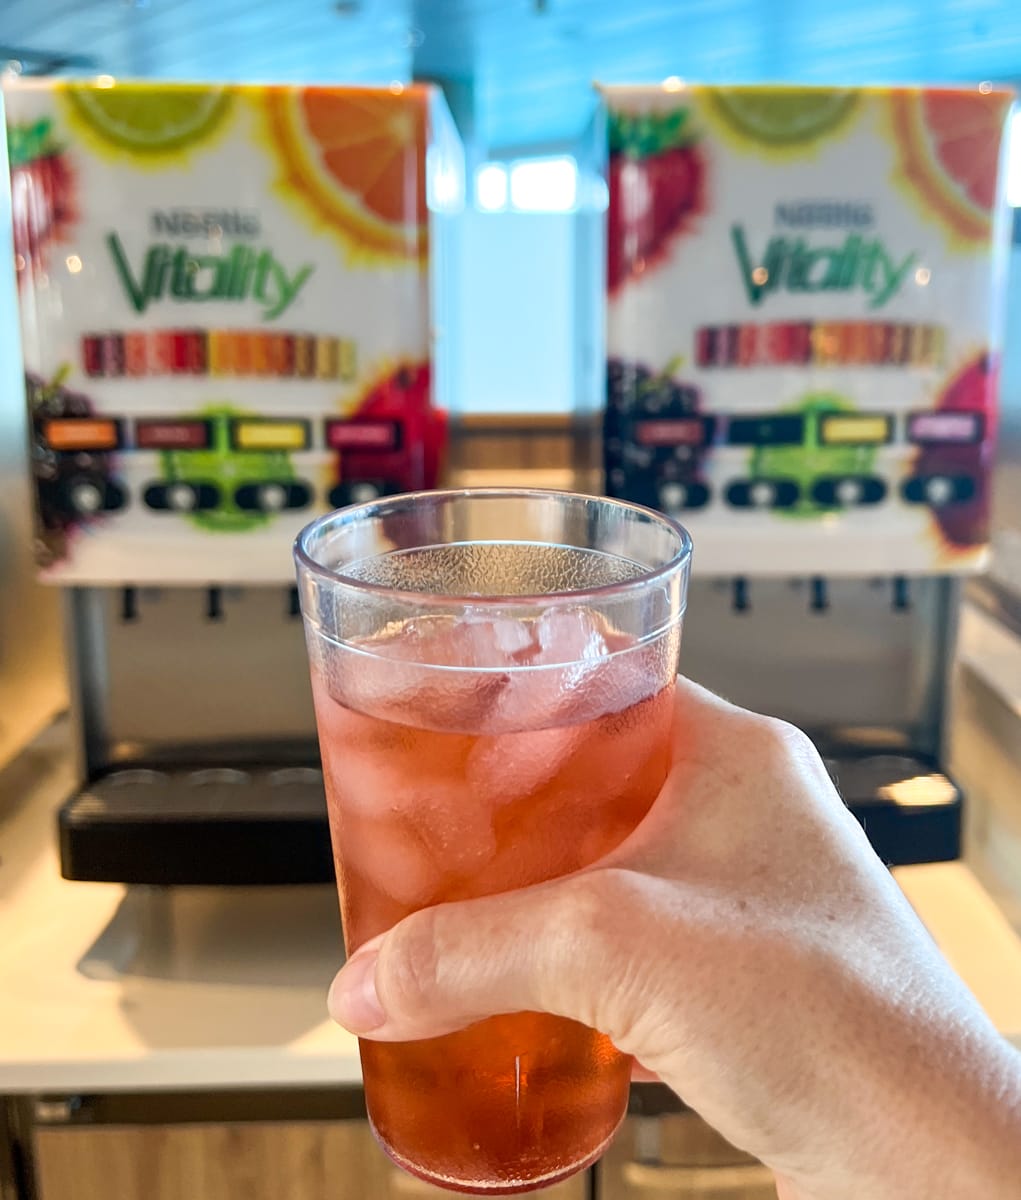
[328,678,1021,1200]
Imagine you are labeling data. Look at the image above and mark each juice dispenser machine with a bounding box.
[4,78,461,884]
[600,83,1015,864]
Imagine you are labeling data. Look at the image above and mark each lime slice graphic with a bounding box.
[64,84,233,155]
[160,407,294,533]
[752,394,877,519]
[704,88,859,148]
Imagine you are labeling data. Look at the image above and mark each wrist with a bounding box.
[778,1035,1021,1200]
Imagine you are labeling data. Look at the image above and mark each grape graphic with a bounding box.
[25,369,116,566]
[604,357,707,509]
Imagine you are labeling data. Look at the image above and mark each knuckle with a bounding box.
[379,908,443,1021]
[543,870,649,1039]
[751,714,818,770]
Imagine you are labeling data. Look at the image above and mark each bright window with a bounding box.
[1009,110,1021,208]
[475,163,508,212]
[474,156,578,213]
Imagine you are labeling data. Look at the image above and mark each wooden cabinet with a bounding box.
[26,1092,772,1200]
[600,1114,778,1200]
[33,1119,585,1200]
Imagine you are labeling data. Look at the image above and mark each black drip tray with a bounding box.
[59,752,960,886]
[826,753,961,866]
[59,766,334,886]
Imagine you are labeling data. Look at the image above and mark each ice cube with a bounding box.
[328,650,507,732]
[336,810,440,907]
[491,608,612,732]
[532,605,608,666]
[369,613,535,669]
[320,619,517,732]
[466,724,586,808]
[458,612,537,665]
[413,793,498,879]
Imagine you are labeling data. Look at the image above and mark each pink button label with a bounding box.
[325,420,400,450]
[908,412,983,444]
[635,419,707,447]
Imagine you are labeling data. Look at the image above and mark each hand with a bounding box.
[328,678,1021,1200]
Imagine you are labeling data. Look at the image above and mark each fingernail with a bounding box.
[329,951,386,1033]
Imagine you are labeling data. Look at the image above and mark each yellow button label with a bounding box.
[820,415,891,445]
[233,421,308,450]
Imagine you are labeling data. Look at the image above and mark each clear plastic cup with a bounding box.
[294,488,691,1194]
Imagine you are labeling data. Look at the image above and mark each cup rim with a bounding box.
[293,487,693,608]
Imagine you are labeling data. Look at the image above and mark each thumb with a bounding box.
[328,867,673,1057]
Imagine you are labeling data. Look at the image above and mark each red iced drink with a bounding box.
[311,607,676,1192]
[296,490,691,1193]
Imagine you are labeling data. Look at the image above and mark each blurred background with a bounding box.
[0,0,1019,766]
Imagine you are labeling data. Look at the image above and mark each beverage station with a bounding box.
[2,74,1021,1200]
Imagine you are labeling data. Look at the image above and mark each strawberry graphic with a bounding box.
[358,361,431,417]
[335,361,446,497]
[8,119,77,285]
[915,353,998,550]
[607,107,706,296]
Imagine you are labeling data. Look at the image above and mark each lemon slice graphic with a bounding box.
[701,87,860,154]
[63,83,234,159]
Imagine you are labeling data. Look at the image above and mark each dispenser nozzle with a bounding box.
[121,586,138,623]
[206,587,224,621]
[892,576,911,612]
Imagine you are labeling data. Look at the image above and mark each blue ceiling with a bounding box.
[2,0,1020,153]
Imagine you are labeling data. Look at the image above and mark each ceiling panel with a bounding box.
[2,0,1020,150]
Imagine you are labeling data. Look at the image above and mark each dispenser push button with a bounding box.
[329,481,392,508]
[901,474,978,506]
[143,482,221,511]
[68,480,103,514]
[234,481,313,511]
[811,476,887,506]
[726,479,800,509]
[63,475,127,514]
[658,481,711,511]
[167,483,198,512]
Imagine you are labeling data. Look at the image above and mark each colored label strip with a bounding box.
[82,330,358,381]
[695,322,946,368]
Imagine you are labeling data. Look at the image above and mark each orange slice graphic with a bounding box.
[263,86,429,262]
[889,88,1013,246]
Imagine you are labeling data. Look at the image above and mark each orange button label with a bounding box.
[44,418,120,451]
